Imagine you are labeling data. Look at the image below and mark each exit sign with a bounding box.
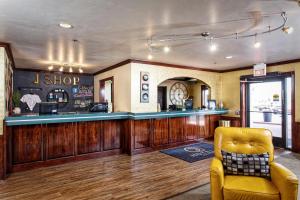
[253,63,266,76]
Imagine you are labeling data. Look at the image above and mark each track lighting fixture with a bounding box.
[209,38,217,52]
[282,26,294,34]
[254,34,261,48]
[147,11,293,56]
[254,41,261,48]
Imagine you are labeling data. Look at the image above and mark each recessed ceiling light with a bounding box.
[69,67,73,73]
[48,65,54,70]
[163,46,170,53]
[59,66,64,72]
[147,54,153,60]
[79,68,83,73]
[225,56,233,59]
[59,22,73,29]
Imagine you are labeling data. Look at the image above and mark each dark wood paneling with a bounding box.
[0,134,4,179]
[293,122,300,153]
[77,121,101,154]
[199,115,209,139]
[4,114,223,174]
[46,123,75,159]
[0,122,7,179]
[134,120,151,149]
[185,115,199,140]
[209,115,220,137]
[12,125,43,164]
[221,116,241,127]
[169,117,186,143]
[102,120,121,150]
[122,120,134,154]
[152,118,169,146]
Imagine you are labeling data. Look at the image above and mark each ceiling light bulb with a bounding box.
[210,43,217,52]
[48,65,54,70]
[225,56,233,59]
[59,22,73,29]
[79,68,83,73]
[254,41,261,48]
[163,46,170,53]
[69,67,73,73]
[282,26,294,34]
[147,54,153,60]
[59,66,64,72]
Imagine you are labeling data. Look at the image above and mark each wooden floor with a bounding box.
[0,151,211,200]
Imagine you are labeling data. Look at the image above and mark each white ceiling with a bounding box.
[0,0,299,73]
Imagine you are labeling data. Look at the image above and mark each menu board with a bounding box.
[72,85,94,109]
[72,85,93,98]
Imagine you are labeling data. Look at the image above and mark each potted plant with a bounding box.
[12,90,22,114]
[262,107,272,122]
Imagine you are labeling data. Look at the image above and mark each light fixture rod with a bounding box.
[150,12,287,43]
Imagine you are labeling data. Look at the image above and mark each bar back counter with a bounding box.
[4,109,228,175]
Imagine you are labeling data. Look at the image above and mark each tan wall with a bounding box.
[94,63,131,112]
[130,63,222,113]
[191,81,206,108]
[221,63,300,122]
[93,61,299,122]
[0,48,5,135]
[158,80,207,109]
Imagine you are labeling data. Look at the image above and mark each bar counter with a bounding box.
[5,109,228,126]
[4,109,228,174]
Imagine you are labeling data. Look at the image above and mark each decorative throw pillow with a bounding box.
[221,150,270,178]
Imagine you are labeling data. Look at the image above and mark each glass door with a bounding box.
[247,79,285,147]
[285,77,292,148]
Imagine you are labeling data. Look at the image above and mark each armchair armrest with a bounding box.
[210,157,224,200]
[270,162,298,200]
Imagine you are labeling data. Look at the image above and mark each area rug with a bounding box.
[160,142,214,163]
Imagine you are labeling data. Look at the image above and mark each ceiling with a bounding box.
[0,0,300,73]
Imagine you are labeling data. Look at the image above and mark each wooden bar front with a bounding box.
[5,114,221,174]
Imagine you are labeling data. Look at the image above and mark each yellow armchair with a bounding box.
[210,127,298,200]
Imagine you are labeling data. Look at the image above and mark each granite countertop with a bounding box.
[5,109,229,126]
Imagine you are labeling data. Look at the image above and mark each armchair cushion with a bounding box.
[222,150,270,178]
[224,175,280,200]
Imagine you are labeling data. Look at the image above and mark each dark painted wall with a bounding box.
[13,69,94,113]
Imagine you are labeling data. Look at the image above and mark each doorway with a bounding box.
[242,73,294,149]
[99,77,114,111]
[157,86,167,111]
